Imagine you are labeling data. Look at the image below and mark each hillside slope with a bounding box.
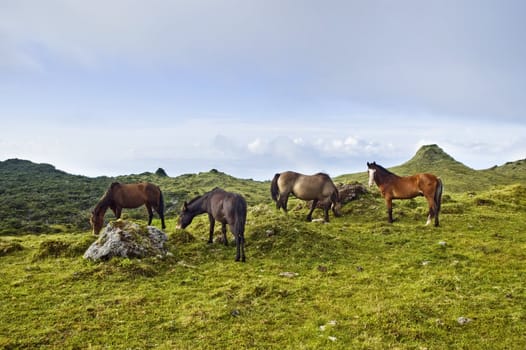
[0,159,268,235]
[336,144,525,193]
[2,145,524,234]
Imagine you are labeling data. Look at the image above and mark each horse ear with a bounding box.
[183,201,188,210]
[367,162,370,166]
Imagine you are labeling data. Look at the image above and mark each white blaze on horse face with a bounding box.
[368,169,376,187]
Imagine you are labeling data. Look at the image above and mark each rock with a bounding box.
[279,272,299,278]
[317,265,328,273]
[336,183,368,204]
[306,182,368,209]
[83,220,168,261]
[457,316,472,325]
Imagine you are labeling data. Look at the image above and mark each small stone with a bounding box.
[231,309,240,317]
[279,272,299,278]
[457,316,472,325]
[317,265,328,273]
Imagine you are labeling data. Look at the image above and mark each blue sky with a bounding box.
[1,0,525,180]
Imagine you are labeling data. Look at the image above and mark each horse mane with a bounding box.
[186,194,203,206]
[93,182,119,213]
[373,163,398,177]
[315,172,331,179]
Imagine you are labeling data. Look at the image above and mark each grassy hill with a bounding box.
[1,145,526,348]
[0,159,268,235]
[335,144,526,193]
[2,145,525,234]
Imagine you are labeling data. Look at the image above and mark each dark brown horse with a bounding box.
[271,171,341,222]
[176,188,247,262]
[90,182,166,235]
[367,162,443,226]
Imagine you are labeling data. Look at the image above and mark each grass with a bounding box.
[1,185,525,349]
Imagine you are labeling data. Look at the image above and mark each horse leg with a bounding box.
[386,198,394,223]
[425,196,435,226]
[154,205,166,229]
[222,223,228,246]
[306,199,318,222]
[208,214,215,244]
[279,192,290,212]
[115,207,122,219]
[323,202,331,222]
[146,204,154,225]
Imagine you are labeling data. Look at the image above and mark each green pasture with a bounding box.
[1,145,525,349]
[1,185,525,349]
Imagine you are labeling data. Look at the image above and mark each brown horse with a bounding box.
[367,162,443,226]
[90,182,166,235]
[271,171,341,222]
[176,188,247,262]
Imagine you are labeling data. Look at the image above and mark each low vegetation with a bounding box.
[1,145,525,349]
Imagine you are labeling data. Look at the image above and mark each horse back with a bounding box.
[389,173,438,199]
[293,173,336,200]
[209,190,246,223]
[113,182,160,208]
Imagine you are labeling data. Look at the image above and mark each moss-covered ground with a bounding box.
[1,184,525,349]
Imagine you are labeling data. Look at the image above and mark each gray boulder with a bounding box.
[84,220,168,261]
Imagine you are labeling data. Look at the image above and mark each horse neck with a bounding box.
[94,190,113,215]
[375,167,399,185]
[186,195,208,215]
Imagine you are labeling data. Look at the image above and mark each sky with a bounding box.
[1,0,525,180]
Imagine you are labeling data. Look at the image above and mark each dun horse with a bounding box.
[367,162,443,226]
[90,182,166,235]
[271,171,341,222]
[176,188,247,262]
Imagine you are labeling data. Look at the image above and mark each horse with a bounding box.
[176,187,247,262]
[90,182,166,235]
[270,171,341,222]
[367,162,443,226]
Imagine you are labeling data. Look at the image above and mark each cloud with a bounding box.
[2,1,526,121]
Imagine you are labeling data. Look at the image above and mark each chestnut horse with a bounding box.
[271,171,341,222]
[176,188,247,262]
[90,182,166,235]
[367,162,443,226]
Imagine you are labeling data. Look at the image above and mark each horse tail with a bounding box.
[330,183,342,216]
[435,178,443,215]
[270,173,281,202]
[234,196,247,262]
[234,197,247,237]
[158,188,165,216]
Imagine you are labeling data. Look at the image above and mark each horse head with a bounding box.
[176,201,193,229]
[90,209,104,236]
[367,162,377,187]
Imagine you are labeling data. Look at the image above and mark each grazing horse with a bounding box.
[367,162,443,226]
[90,182,166,235]
[271,171,341,222]
[176,188,247,262]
